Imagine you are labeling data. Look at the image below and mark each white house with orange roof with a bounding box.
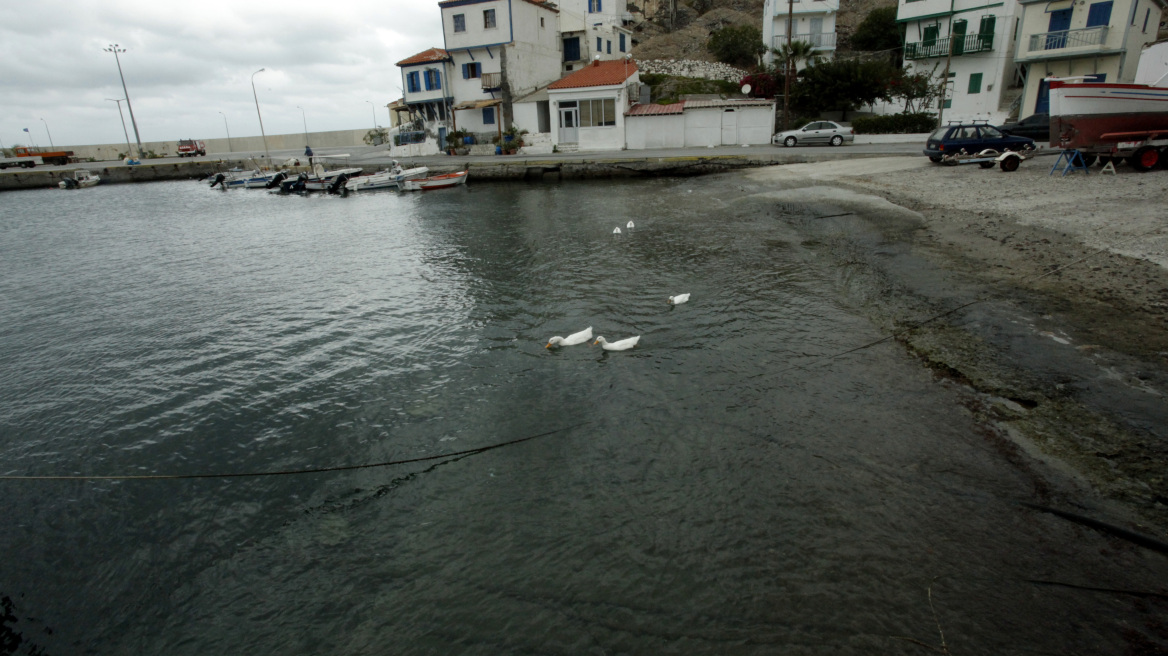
[545,58,640,151]
[394,47,454,154]
[557,0,635,76]
[439,0,562,134]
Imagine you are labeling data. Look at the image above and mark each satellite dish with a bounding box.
[741,83,752,95]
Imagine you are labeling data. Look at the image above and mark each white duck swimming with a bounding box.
[593,335,640,351]
[546,326,593,348]
[668,293,691,305]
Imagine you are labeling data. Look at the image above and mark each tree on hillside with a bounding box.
[791,58,897,119]
[850,6,905,66]
[708,25,767,68]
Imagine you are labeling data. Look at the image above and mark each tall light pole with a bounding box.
[40,118,55,150]
[218,111,233,152]
[104,44,143,158]
[782,0,793,131]
[251,68,271,168]
[366,100,378,130]
[297,105,309,147]
[106,98,133,157]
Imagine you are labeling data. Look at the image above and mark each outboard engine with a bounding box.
[61,178,78,190]
[209,172,226,188]
[265,171,288,189]
[327,174,349,196]
[280,172,308,194]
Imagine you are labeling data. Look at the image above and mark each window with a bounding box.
[453,13,466,32]
[597,36,602,52]
[619,33,626,52]
[462,62,482,79]
[1086,1,1113,27]
[968,72,983,94]
[484,8,496,29]
[1144,7,1151,31]
[589,0,602,11]
[576,98,616,127]
[483,107,495,124]
[424,69,441,91]
[607,40,611,54]
[922,23,939,47]
[541,16,545,27]
[407,71,420,93]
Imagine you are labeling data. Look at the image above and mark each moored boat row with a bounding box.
[207,159,467,195]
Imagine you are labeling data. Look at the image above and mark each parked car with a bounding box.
[923,123,1036,162]
[773,121,854,147]
[997,113,1050,143]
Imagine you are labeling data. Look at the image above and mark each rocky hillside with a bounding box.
[629,0,897,66]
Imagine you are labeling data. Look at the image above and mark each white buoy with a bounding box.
[627,220,634,229]
[613,227,622,234]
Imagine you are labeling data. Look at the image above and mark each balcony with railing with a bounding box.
[772,32,837,50]
[1024,26,1109,56]
[481,72,501,90]
[904,32,995,60]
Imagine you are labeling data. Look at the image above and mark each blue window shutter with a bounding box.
[483,107,495,124]
[607,40,611,54]
[435,71,441,90]
[424,71,432,91]
[620,34,626,52]
[597,0,602,11]
[1086,1,1112,27]
[462,63,469,79]
[597,37,602,52]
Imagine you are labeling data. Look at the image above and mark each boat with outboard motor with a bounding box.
[303,163,365,192]
[58,170,101,189]
[345,161,429,191]
[399,170,469,191]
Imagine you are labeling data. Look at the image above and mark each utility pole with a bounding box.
[106,98,133,157]
[104,45,144,158]
[937,30,955,127]
[782,0,794,130]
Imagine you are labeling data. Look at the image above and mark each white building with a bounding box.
[1012,0,1166,117]
[557,0,635,75]
[395,48,454,154]
[762,0,840,66]
[625,99,776,149]
[546,58,640,151]
[897,0,1022,123]
[439,0,563,135]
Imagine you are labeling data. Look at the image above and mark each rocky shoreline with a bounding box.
[746,156,1168,535]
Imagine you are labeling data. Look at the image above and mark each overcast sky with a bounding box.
[0,1,446,148]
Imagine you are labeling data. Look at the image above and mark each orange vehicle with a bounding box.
[2,145,75,167]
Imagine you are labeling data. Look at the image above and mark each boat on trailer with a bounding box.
[400,170,469,191]
[1049,74,1168,170]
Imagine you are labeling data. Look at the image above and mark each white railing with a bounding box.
[1027,26,1109,53]
[773,32,837,50]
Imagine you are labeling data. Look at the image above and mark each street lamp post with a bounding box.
[40,118,55,150]
[104,44,143,158]
[366,100,378,131]
[105,98,133,158]
[297,105,309,147]
[219,111,233,153]
[251,68,272,168]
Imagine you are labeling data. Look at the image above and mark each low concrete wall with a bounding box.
[0,159,253,191]
[54,128,375,160]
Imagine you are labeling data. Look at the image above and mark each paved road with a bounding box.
[34,141,929,172]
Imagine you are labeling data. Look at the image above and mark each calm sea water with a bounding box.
[1,176,1164,655]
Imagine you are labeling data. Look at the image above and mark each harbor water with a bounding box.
[1,177,1164,654]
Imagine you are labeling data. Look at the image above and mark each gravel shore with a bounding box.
[747,155,1168,533]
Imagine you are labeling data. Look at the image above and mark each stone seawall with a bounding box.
[0,160,255,191]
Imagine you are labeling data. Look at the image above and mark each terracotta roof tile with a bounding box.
[548,59,638,90]
[626,102,684,116]
[396,48,450,67]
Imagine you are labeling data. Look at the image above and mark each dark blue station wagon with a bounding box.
[924,123,1036,162]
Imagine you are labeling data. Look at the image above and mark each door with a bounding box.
[721,109,738,145]
[951,19,967,56]
[1035,78,1051,114]
[438,127,447,151]
[809,17,823,47]
[1046,9,1072,49]
[559,106,579,143]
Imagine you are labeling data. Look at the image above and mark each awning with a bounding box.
[453,99,502,111]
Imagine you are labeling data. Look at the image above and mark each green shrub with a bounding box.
[850,113,937,134]
[707,25,766,68]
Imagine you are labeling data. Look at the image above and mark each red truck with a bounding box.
[0,145,74,168]
[177,139,206,157]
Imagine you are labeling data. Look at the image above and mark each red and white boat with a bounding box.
[1049,76,1168,168]
[400,170,468,191]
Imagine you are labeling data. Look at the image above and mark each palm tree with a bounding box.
[772,40,820,75]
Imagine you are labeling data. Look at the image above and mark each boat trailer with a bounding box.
[940,146,1037,172]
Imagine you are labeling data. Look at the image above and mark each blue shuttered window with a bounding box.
[1086,1,1113,27]
[619,34,626,52]
[589,0,602,11]
[462,62,481,79]
[483,107,495,125]
[597,36,602,52]
[407,72,420,93]
[453,13,465,32]
[424,69,441,91]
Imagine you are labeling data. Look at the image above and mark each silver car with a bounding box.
[773,121,855,147]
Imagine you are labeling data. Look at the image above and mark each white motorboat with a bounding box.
[58,170,101,189]
[345,163,429,191]
[304,163,365,191]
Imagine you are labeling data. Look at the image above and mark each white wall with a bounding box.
[512,101,542,133]
[401,61,453,104]
[549,83,630,150]
[1135,40,1168,84]
[443,0,511,49]
[625,114,685,149]
[684,108,722,146]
